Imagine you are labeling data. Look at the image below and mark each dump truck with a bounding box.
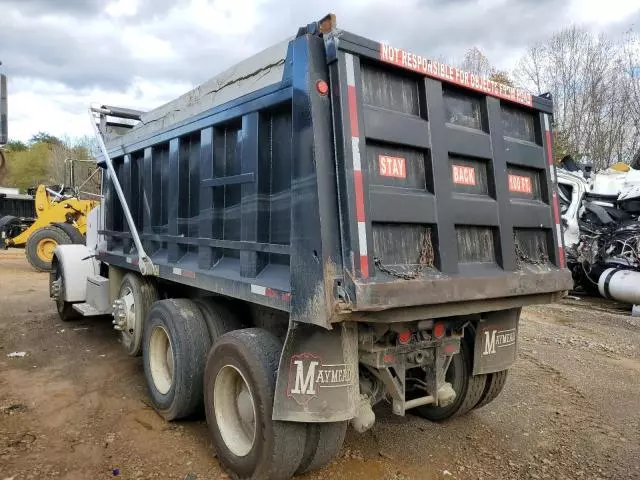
[50,15,572,480]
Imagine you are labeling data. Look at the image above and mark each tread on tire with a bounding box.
[143,298,211,420]
[204,328,306,480]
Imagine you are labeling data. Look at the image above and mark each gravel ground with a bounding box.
[1,249,639,480]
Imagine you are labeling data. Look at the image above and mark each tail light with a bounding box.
[397,330,411,344]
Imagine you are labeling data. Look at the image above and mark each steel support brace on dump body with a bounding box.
[272,321,359,422]
[88,107,156,276]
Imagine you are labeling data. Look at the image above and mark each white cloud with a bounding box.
[569,0,639,26]
[8,77,192,142]
[1,0,638,143]
[106,0,140,18]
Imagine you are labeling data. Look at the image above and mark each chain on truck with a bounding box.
[49,14,572,480]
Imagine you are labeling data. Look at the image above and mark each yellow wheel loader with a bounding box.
[0,184,99,271]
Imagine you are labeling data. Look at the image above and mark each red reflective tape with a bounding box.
[360,255,369,278]
[354,170,365,222]
[558,247,566,268]
[552,192,561,224]
[347,85,359,137]
[545,130,554,166]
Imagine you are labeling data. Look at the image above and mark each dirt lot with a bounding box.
[1,249,639,480]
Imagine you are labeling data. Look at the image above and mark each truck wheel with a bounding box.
[51,257,79,322]
[204,329,306,480]
[474,370,508,410]
[413,340,487,421]
[296,421,348,475]
[194,298,244,342]
[25,226,72,271]
[115,273,158,357]
[143,299,211,420]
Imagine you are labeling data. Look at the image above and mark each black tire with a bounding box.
[25,226,72,271]
[204,329,306,480]
[296,421,348,475]
[474,370,508,410]
[0,215,16,228]
[0,215,17,248]
[118,273,158,357]
[413,339,487,421]
[143,299,211,420]
[51,256,80,322]
[52,222,85,244]
[193,298,244,342]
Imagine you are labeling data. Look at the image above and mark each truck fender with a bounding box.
[50,222,85,245]
[52,244,97,302]
[272,321,359,422]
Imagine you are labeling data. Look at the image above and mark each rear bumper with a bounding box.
[350,269,573,312]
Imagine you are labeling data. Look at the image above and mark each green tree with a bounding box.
[5,140,28,152]
[29,132,62,146]
[4,142,51,190]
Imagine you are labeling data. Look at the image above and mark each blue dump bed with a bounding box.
[98,25,572,329]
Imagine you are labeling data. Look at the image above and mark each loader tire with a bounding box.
[474,370,508,410]
[413,339,487,421]
[204,329,306,480]
[25,226,72,271]
[143,299,211,420]
[52,222,85,245]
[0,215,16,229]
[296,421,348,475]
[0,215,17,248]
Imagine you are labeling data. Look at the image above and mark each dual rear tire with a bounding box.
[141,296,346,479]
[413,337,509,421]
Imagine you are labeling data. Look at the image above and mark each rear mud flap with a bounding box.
[473,308,520,375]
[272,321,359,422]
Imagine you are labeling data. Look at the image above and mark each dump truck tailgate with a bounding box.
[328,32,572,310]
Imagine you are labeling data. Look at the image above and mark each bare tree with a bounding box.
[515,26,640,170]
[461,47,494,77]
[460,46,516,86]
